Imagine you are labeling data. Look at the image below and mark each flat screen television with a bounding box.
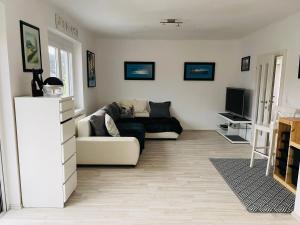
[225,87,245,117]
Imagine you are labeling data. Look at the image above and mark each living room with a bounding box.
[1,0,300,224]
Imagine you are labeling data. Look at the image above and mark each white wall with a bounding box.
[47,6,99,114]
[0,0,18,209]
[5,0,98,113]
[2,0,300,212]
[236,11,300,218]
[239,11,300,110]
[95,12,300,130]
[0,0,98,208]
[96,39,242,129]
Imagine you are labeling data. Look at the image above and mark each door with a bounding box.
[0,99,6,214]
[254,54,277,151]
[0,1,8,213]
[271,56,284,120]
[0,79,6,214]
[0,141,5,214]
[255,54,276,126]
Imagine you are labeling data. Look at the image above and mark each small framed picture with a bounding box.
[20,20,42,72]
[124,62,155,80]
[87,50,96,87]
[241,56,251,72]
[184,62,215,81]
[298,56,300,79]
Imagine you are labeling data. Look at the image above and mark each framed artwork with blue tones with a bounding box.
[184,62,215,81]
[87,50,96,87]
[124,62,155,80]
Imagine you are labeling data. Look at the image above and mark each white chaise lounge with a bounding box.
[76,110,140,165]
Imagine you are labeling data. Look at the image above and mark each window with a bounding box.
[48,31,85,114]
[48,45,73,97]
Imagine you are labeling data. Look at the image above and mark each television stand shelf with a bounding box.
[216,113,252,144]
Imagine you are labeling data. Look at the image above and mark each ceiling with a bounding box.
[46,0,300,40]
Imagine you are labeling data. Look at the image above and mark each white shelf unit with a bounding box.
[216,113,252,144]
[15,96,77,208]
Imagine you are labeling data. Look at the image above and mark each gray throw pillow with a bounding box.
[89,113,108,136]
[102,102,121,121]
[149,101,171,118]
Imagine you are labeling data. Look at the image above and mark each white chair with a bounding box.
[250,106,299,176]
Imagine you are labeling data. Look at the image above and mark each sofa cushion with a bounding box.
[89,111,108,137]
[118,99,148,113]
[105,114,120,137]
[135,111,150,117]
[103,102,121,121]
[117,117,183,134]
[78,109,107,137]
[117,99,135,110]
[133,99,148,113]
[117,122,145,151]
[149,101,171,118]
[120,106,134,118]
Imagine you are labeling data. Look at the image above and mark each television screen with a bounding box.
[225,88,245,117]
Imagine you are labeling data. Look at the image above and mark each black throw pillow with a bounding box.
[149,101,171,118]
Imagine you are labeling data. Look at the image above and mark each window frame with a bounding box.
[48,37,75,97]
[48,31,85,114]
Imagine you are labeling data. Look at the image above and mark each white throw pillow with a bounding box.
[133,99,148,113]
[105,114,120,137]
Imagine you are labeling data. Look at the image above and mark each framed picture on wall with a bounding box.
[184,62,215,81]
[241,56,251,71]
[124,62,155,80]
[87,50,96,87]
[298,56,300,79]
[20,20,42,72]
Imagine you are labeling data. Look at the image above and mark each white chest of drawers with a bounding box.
[15,96,77,208]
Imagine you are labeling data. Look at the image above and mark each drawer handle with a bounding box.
[61,117,73,124]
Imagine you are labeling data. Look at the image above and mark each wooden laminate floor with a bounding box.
[1,131,299,225]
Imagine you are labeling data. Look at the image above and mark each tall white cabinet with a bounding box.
[15,96,77,208]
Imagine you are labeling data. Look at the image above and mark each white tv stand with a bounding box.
[216,113,252,144]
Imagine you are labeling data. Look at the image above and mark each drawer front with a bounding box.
[63,171,77,203]
[62,137,76,164]
[60,100,74,112]
[60,109,74,122]
[62,154,76,182]
[61,119,75,143]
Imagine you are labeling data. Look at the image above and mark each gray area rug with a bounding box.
[210,158,295,213]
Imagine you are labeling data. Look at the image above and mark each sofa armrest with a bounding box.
[76,137,140,165]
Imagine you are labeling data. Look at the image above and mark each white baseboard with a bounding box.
[9,203,22,210]
[292,212,300,222]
